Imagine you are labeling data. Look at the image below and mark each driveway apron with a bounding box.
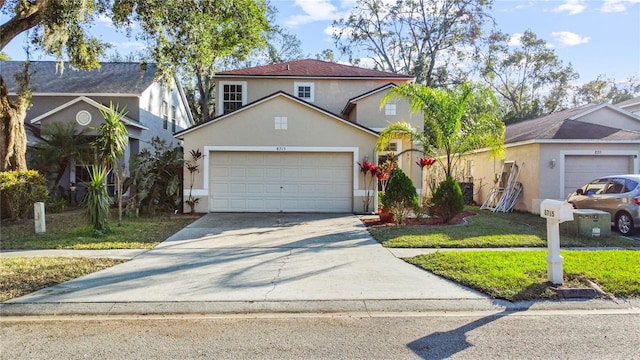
[7,213,486,303]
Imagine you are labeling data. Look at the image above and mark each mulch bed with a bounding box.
[361,211,477,228]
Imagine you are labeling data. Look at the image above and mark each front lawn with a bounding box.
[0,257,127,301]
[1,210,200,250]
[369,207,640,248]
[407,250,640,301]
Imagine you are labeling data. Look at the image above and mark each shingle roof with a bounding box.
[215,59,414,79]
[0,61,157,94]
[505,104,640,143]
[615,96,640,108]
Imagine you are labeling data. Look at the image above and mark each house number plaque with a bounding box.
[276,146,287,151]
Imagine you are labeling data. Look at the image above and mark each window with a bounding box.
[162,101,168,130]
[384,142,398,152]
[275,116,288,130]
[219,81,247,115]
[171,106,177,132]
[294,82,314,102]
[384,103,396,116]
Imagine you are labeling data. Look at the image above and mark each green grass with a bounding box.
[0,257,127,301]
[407,250,640,301]
[1,210,200,250]
[369,207,640,248]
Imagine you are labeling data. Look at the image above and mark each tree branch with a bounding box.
[0,0,52,50]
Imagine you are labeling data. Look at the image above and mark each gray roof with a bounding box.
[0,61,157,94]
[505,103,640,143]
[615,96,640,108]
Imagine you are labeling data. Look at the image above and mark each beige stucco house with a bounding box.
[175,59,421,213]
[465,102,640,214]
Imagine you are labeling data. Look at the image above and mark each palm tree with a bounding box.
[93,102,129,226]
[29,122,92,196]
[378,82,505,179]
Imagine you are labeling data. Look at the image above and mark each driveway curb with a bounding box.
[2,298,639,317]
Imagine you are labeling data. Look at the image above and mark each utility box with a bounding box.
[560,209,611,237]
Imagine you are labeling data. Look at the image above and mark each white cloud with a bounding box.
[285,0,346,27]
[552,0,586,15]
[96,14,116,28]
[600,0,640,12]
[110,41,146,50]
[508,33,524,46]
[551,31,591,46]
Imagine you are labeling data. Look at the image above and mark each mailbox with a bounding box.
[540,199,574,223]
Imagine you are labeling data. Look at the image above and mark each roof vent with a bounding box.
[286,64,290,71]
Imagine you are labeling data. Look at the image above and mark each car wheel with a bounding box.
[616,212,635,236]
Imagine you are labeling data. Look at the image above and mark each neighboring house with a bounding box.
[175,59,421,213]
[465,101,640,213]
[1,61,194,198]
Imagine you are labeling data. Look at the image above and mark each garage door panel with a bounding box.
[564,155,632,197]
[210,152,352,212]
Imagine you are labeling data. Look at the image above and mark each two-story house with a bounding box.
[1,61,194,198]
[175,59,422,213]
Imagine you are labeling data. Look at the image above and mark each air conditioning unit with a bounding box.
[560,209,611,237]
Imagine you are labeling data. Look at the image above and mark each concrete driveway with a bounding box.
[7,213,486,304]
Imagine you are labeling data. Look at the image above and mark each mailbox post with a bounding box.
[540,199,574,285]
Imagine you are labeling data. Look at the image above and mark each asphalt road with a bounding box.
[2,309,639,360]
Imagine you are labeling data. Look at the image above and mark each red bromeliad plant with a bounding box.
[185,148,204,214]
[416,157,437,204]
[377,157,397,195]
[416,157,436,169]
[358,159,379,213]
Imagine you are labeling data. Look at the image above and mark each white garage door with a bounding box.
[564,155,632,197]
[209,152,352,212]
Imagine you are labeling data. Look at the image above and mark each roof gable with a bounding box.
[175,91,379,139]
[1,61,157,95]
[31,96,147,130]
[215,59,414,80]
[342,83,396,115]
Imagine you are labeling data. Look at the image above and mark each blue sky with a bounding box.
[3,0,639,84]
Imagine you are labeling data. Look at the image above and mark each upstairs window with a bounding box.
[384,103,396,116]
[220,81,247,114]
[171,106,177,132]
[162,101,168,130]
[294,82,314,102]
[275,116,288,130]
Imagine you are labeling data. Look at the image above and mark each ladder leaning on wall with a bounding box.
[481,161,523,213]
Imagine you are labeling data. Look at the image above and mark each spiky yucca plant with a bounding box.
[84,165,111,233]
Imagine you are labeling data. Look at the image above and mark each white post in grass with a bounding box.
[540,199,574,285]
[34,202,46,234]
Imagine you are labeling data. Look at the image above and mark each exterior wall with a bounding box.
[214,77,412,116]
[181,95,379,213]
[468,141,640,214]
[577,107,640,131]
[139,83,190,150]
[351,89,421,130]
[26,95,139,122]
[463,143,540,213]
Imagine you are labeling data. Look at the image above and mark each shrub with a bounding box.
[0,170,47,220]
[46,198,68,213]
[382,169,419,224]
[126,138,183,216]
[429,176,465,223]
